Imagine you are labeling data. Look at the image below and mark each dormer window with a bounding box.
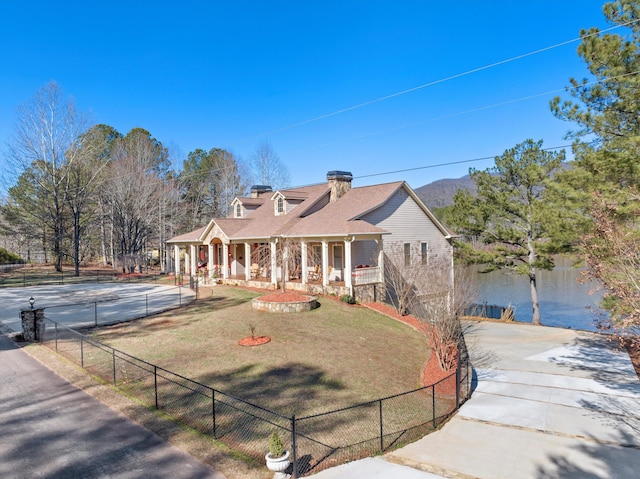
[276,197,284,215]
[235,203,242,218]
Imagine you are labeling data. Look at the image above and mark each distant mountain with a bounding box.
[415,175,476,210]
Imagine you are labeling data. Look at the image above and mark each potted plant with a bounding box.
[265,431,290,477]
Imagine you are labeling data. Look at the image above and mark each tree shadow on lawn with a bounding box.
[199,361,424,474]
[188,294,254,314]
[200,362,348,416]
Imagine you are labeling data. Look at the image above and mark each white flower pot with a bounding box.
[265,450,290,476]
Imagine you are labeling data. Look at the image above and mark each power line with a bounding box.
[238,19,640,143]
[284,70,639,158]
[353,143,579,180]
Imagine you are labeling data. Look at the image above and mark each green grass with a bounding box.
[91,286,429,416]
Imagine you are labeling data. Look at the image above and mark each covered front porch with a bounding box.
[169,233,386,299]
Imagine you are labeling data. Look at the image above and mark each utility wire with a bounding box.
[285,70,640,156]
[239,18,640,143]
[353,143,579,180]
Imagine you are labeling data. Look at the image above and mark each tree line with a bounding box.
[0,83,290,275]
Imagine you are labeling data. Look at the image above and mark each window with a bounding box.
[235,203,242,218]
[276,197,284,215]
[404,243,411,266]
[421,242,428,265]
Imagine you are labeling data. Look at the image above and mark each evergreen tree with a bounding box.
[551,0,640,336]
[447,140,569,325]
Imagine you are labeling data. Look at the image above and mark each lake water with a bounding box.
[469,256,606,331]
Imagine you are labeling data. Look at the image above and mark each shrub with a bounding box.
[0,247,22,264]
[268,431,285,457]
[340,294,356,304]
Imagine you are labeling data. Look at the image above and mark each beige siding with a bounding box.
[361,187,451,258]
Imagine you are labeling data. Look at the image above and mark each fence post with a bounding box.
[94,302,98,327]
[179,286,182,307]
[54,322,58,352]
[456,357,461,406]
[291,414,298,479]
[432,384,436,428]
[379,398,384,451]
[212,390,217,438]
[146,294,149,317]
[154,365,158,409]
[112,349,116,385]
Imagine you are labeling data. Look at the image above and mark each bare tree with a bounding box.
[416,262,477,371]
[384,241,473,372]
[249,141,291,190]
[6,81,90,271]
[103,129,166,272]
[383,242,425,316]
[582,192,640,342]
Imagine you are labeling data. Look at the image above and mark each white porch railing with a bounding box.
[352,266,382,286]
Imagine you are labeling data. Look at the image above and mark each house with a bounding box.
[167,171,454,301]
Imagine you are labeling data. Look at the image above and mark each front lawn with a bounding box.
[91,285,428,416]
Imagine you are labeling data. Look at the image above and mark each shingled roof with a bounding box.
[169,176,451,243]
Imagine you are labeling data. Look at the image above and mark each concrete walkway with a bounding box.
[0,331,224,479]
[311,321,640,479]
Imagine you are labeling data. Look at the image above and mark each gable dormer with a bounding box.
[272,192,286,216]
[270,190,308,216]
[230,197,264,218]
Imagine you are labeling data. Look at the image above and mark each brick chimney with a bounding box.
[250,185,273,198]
[327,171,353,202]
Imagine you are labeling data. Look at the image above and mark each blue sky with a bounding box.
[0,1,612,190]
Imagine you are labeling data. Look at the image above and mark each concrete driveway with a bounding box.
[387,321,640,478]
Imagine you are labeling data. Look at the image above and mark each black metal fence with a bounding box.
[464,302,509,320]
[40,317,471,477]
[0,262,25,273]
[0,268,167,288]
[42,285,190,327]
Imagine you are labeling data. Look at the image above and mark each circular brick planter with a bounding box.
[252,293,319,313]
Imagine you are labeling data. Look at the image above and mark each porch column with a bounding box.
[344,238,352,290]
[208,243,214,280]
[270,241,278,286]
[321,240,329,287]
[190,244,197,277]
[174,244,180,275]
[377,238,384,283]
[245,242,251,281]
[301,240,308,285]
[185,248,191,276]
[222,243,229,279]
